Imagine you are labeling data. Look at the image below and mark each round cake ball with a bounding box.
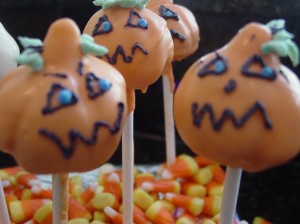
[147,0,200,61]
[0,18,127,174]
[174,20,300,172]
[84,2,174,93]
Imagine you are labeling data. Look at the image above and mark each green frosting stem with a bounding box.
[93,0,149,10]
[261,19,299,67]
[80,34,108,56]
[15,49,44,72]
[18,36,43,48]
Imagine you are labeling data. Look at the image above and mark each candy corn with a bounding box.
[104,207,123,224]
[133,188,154,210]
[193,167,213,185]
[69,196,92,221]
[145,201,176,224]
[202,196,222,216]
[33,203,52,224]
[141,180,180,194]
[9,199,51,223]
[180,181,206,198]
[135,173,155,188]
[194,156,216,167]
[15,171,40,188]
[165,193,204,216]
[253,216,272,224]
[162,154,198,179]
[133,204,152,224]
[176,213,196,224]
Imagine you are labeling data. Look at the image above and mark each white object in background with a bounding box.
[0,22,19,77]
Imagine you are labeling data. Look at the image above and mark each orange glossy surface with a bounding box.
[174,22,300,172]
[84,7,174,94]
[0,19,127,174]
[147,0,200,61]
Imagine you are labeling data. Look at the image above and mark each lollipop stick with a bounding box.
[163,71,176,166]
[0,178,10,224]
[122,111,134,224]
[53,173,69,224]
[219,167,242,224]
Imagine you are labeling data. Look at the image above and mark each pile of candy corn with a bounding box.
[0,154,271,224]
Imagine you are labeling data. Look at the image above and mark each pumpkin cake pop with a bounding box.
[147,0,200,61]
[0,18,127,174]
[84,0,174,110]
[174,20,300,172]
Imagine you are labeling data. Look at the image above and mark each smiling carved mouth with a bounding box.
[191,101,273,131]
[39,103,124,159]
[103,43,149,65]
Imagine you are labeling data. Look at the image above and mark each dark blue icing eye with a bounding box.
[86,72,112,99]
[125,10,148,29]
[138,19,148,29]
[42,83,77,115]
[242,55,277,80]
[198,52,228,77]
[58,89,73,105]
[92,15,113,37]
[98,79,111,92]
[159,5,179,21]
[215,60,226,74]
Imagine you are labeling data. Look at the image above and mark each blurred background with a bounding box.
[0,0,300,223]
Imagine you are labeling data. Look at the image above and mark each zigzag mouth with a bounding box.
[39,103,124,159]
[103,43,149,65]
[191,101,273,131]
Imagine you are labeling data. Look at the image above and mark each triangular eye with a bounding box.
[159,5,179,21]
[198,52,228,77]
[42,83,77,115]
[242,55,277,80]
[86,72,112,99]
[92,15,113,37]
[125,10,148,29]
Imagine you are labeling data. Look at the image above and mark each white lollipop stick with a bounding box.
[53,173,69,224]
[163,72,176,166]
[122,111,134,224]
[0,178,10,224]
[219,167,242,224]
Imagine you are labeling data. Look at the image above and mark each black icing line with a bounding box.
[224,79,237,93]
[198,52,228,77]
[241,55,276,80]
[159,5,179,21]
[170,29,185,42]
[104,43,148,65]
[39,102,125,159]
[42,83,78,115]
[192,101,273,131]
[43,73,68,79]
[125,10,148,29]
[104,45,132,64]
[132,43,149,55]
[92,15,113,36]
[86,72,112,99]
[77,60,84,76]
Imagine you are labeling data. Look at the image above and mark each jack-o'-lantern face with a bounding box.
[174,22,300,172]
[84,6,173,92]
[147,0,200,61]
[0,19,127,174]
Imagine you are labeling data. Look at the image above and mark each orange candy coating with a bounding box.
[147,0,200,61]
[174,22,300,172]
[0,18,127,174]
[84,6,174,95]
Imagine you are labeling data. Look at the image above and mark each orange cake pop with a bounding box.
[84,0,174,110]
[174,20,300,172]
[147,0,200,61]
[0,18,127,174]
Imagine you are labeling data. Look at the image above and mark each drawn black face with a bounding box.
[159,5,186,42]
[192,52,282,131]
[39,61,124,159]
[198,52,281,94]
